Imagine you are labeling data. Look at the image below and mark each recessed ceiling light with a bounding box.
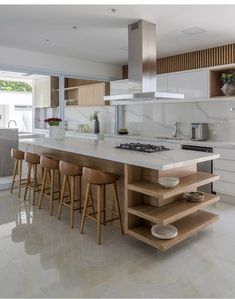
[182,27,207,35]
[45,39,50,42]
[107,7,118,13]
[72,26,79,30]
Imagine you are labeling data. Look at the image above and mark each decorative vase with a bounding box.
[221,83,235,96]
[49,126,65,140]
[94,119,100,134]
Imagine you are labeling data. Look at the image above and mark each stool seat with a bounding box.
[84,168,119,185]
[11,149,24,160]
[24,152,40,164]
[59,161,83,177]
[40,155,59,170]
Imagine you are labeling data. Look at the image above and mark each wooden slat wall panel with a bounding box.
[122,43,235,78]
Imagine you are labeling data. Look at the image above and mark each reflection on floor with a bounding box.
[0,189,234,298]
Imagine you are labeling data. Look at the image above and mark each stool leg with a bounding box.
[89,187,96,217]
[39,169,47,209]
[97,185,103,245]
[78,176,82,213]
[58,170,61,199]
[112,183,124,235]
[58,175,67,220]
[23,163,32,201]
[18,159,22,198]
[67,176,71,201]
[50,169,54,216]
[103,185,106,225]
[32,164,37,205]
[80,183,91,234]
[11,159,18,194]
[71,176,75,228]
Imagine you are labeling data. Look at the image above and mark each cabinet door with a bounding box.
[78,83,106,106]
[167,70,208,99]
[33,77,51,107]
[33,76,59,107]
[156,74,168,92]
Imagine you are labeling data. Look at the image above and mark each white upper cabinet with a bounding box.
[156,74,168,92]
[110,79,128,95]
[110,69,209,100]
[166,70,209,99]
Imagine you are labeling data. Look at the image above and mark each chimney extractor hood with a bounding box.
[104,20,184,104]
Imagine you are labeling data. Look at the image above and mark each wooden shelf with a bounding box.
[127,210,219,251]
[128,193,219,225]
[128,172,219,200]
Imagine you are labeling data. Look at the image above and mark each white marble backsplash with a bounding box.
[63,99,235,142]
[64,106,115,133]
[124,100,235,142]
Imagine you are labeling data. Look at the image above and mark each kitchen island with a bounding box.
[20,137,220,251]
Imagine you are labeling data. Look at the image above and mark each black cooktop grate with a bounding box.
[115,143,170,153]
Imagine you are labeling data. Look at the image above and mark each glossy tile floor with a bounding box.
[0,189,235,298]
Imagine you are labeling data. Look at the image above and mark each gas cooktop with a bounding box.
[115,143,170,153]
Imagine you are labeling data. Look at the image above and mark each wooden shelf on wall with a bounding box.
[128,193,219,225]
[127,210,219,251]
[128,172,219,200]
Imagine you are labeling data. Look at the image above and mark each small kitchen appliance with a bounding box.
[191,123,208,141]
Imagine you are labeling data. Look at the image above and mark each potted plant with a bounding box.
[44,117,62,127]
[44,117,64,140]
[221,72,235,96]
[90,111,100,134]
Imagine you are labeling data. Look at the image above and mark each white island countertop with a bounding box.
[20,137,220,171]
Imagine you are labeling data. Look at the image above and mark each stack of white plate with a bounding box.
[151,224,178,240]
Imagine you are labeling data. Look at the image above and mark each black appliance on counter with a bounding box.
[181,144,214,194]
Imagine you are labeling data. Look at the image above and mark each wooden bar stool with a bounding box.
[57,161,84,228]
[10,148,25,197]
[80,167,124,244]
[39,155,60,216]
[23,152,41,205]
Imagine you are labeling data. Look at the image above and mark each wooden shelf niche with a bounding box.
[124,164,219,251]
[210,66,235,98]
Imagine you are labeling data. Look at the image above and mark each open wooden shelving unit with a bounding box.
[128,211,218,251]
[125,164,219,251]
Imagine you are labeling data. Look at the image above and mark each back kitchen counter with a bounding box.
[19,137,220,251]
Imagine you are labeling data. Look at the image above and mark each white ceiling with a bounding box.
[0,5,235,65]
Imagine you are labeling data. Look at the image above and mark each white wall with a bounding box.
[0,46,122,80]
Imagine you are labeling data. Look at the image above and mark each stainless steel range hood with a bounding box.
[104,20,184,104]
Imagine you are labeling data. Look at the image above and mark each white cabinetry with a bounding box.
[33,76,59,108]
[213,146,235,196]
[156,74,168,92]
[167,70,209,99]
[110,70,209,101]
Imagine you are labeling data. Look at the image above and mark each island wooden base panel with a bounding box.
[127,210,219,251]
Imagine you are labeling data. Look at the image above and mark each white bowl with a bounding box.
[158,177,179,188]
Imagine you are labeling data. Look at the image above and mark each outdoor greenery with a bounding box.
[0,80,32,92]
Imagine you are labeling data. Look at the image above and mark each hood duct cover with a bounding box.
[104,20,184,104]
